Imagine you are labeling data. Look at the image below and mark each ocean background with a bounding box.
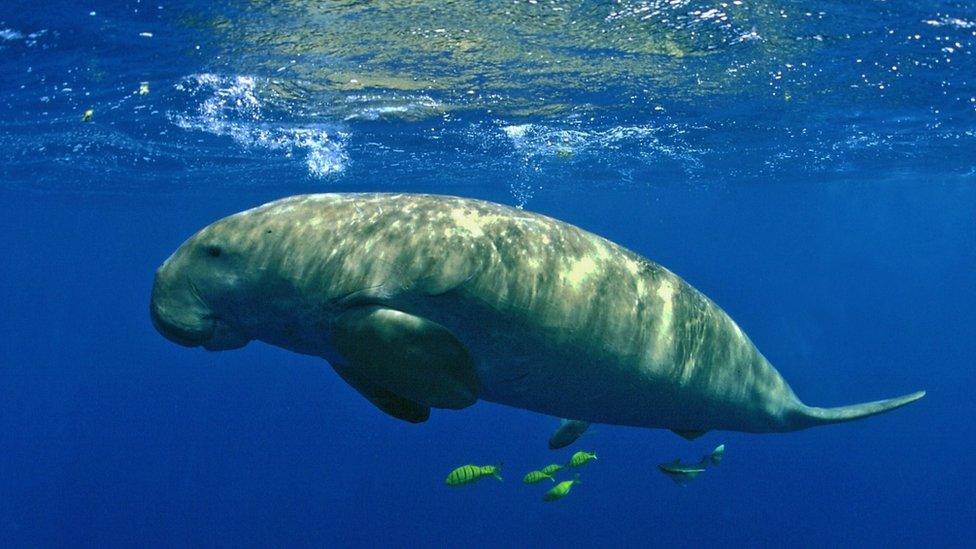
[1,1,973,546]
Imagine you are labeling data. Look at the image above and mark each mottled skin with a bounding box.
[151,193,923,433]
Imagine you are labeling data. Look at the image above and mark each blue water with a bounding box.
[1,1,974,546]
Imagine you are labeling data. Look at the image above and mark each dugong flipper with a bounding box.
[331,306,479,410]
[150,193,924,434]
[330,362,431,423]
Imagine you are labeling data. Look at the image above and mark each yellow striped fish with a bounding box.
[540,463,564,475]
[522,470,555,484]
[568,451,597,467]
[543,475,581,502]
[445,464,503,486]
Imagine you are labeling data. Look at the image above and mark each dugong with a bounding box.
[150,193,924,434]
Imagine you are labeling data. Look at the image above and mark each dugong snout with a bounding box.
[150,264,251,351]
[150,269,215,348]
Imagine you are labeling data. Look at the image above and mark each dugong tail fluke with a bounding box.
[789,390,925,429]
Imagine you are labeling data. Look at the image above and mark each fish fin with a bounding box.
[709,445,725,466]
[331,363,430,423]
[332,306,479,409]
[787,391,925,428]
[672,429,707,441]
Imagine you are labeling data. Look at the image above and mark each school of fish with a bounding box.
[446,441,726,501]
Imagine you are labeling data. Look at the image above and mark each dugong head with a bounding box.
[150,207,285,351]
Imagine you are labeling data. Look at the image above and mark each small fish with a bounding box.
[657,459,708,485]
[543,475,581,502]
[522,470,555,484]
[706,444,725,466]
[445,464,503,487]
[548,418,591,450]
[139,82,150,95]
[540,463,564,476]
[568,450,597,468]
[81,109,93,122]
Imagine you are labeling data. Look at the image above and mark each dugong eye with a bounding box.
[206,245,222,258]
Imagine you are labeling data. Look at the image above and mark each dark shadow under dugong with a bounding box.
[150,193,924,434]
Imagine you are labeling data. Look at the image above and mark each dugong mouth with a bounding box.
[150,301,215,348]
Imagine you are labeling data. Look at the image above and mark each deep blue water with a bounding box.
[1,1,974,546]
